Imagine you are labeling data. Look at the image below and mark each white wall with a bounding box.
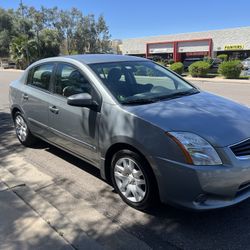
[121,27,250,55]
[148,43,174,54]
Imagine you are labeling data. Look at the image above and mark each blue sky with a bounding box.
[1,0,250,39]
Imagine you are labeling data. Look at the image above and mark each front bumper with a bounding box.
[154,147,250,210]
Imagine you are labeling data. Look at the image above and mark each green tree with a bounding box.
[39,29,60,58]
[57,8,82,54]
[74,14,111,54]
[9,35,38,69]
[96,15,111,53]
[0,8,15,57]
[4,4,111,67]
[27,7,45,57]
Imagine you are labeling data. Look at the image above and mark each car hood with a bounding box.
[124,91,250,147]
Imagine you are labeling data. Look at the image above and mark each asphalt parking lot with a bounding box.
[1,70,250,249]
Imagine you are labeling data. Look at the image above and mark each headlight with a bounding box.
[168,132,222,166]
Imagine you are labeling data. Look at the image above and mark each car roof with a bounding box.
[61,54,149,64]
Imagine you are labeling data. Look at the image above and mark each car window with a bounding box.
[92,65,126,83]
[134,65,176,90]
[28,64,54,90]
[54,64,93,97]
[90,61,195,104]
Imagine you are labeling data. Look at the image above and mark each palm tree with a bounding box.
[10,35,38,69]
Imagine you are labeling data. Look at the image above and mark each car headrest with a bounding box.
[40,71,51,83]
[69,70,86,84]
[107,68,122,84]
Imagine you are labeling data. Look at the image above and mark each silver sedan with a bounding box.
[9,54,250,210]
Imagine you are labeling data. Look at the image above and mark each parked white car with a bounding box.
[242,58,250,70]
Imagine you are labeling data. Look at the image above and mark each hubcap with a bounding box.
[114,157,146,203]
[15,115,28,142]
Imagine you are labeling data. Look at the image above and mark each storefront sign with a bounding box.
[224,44,244,50]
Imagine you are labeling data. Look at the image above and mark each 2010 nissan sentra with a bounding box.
[9,54,250,210]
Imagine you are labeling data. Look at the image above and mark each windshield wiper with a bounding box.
[121,89,199,105]
[155,89,199,101]
[121,98,156,105]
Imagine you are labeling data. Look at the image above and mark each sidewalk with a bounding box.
[0,145,151,250]
[0,166,103,250]
[0,181,73,250]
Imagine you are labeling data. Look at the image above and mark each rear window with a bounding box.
[27,64,54,90]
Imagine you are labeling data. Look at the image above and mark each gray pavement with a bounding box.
[1,70,250,250]
[190,79,250,107]
[0,181,74,250]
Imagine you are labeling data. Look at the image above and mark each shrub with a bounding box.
[188,61,211,77]
[218,60,242,79]
[168,59,175,65]
[217,54,228,61]
[170,62,184,75]
[203,56,213,65]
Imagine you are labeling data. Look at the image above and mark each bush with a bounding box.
[203,56,213,64]
[218,60,242,79]
[217,54,228,61]
[170,62,184,75]
[188,61,211,77]
[168,59,175,65]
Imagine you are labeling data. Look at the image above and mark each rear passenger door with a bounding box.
[22,63,55,138]
[48,63,100,165]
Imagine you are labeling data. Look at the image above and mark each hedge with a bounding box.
[188,61,211,77]
[170,62,184,75]
[218,60,242,79]
[217,54,228,61]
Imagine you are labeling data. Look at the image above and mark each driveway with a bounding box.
[1,70,250,249]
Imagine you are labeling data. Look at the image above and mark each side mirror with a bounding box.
[67,93,99,109]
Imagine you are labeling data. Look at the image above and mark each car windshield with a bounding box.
[89,61,198,105]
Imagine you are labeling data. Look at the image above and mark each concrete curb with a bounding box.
[0,69,24,72]
[184,77,250,84]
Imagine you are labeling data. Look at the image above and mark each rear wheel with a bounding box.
[111,149,158,210]
[14,112,37,146]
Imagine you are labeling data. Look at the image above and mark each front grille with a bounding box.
[230,139,250,157]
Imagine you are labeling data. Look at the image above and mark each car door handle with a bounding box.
[49,106,59,114]
[22,93,29,100]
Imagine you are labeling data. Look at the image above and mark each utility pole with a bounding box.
[20,0,30,66]
[20,0,24,18]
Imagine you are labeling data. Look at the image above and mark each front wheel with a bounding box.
[14,112,37,146]
[111,149,158,210]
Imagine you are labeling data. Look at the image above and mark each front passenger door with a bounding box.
[48,63,100,165]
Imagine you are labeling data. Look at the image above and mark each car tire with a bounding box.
[14,111,37,146]
[111,149,158,210]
